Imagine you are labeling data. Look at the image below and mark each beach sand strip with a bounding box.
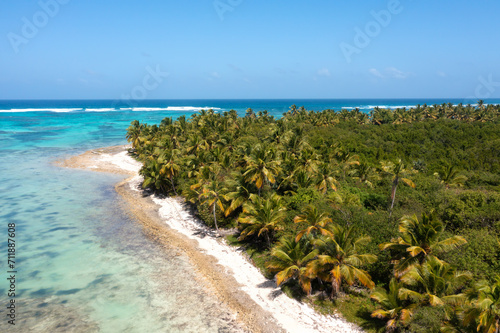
[59,145,363,333]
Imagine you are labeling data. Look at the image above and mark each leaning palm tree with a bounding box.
[306,224,377,298]
[294,205,333,242]
[266,236,318,294]
[380,159,416,218]
[371,278,418,332]
[238,193,286,248]
[379,212,467,276]
[462,275,500,333]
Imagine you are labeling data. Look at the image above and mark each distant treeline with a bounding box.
[127,102,500,333]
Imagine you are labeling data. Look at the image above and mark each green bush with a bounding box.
[439,190,500,229]
[407,306,446,333]
[286,187,321,210]
[441,228,500,281]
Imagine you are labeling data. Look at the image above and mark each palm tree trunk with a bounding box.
[212,205,219,234]
[389,178,399,218]
[170,175,177,195]
[265,232,271,248]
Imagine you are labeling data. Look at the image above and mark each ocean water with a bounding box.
[0,106,247,333]
[1,98,499,332]
[1,98,500,116]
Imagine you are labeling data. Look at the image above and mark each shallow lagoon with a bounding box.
[0,110,244,332]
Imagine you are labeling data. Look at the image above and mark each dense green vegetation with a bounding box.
[127,103,500,332]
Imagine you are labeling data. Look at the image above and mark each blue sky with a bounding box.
[1,0,499,99]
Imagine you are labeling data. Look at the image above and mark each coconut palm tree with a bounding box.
[224,172,252,217]
[238,193,286,248]
[185,134,209,155]
[126,120,144,149]
[462,275,500,333]
[333,146,360,180]
[434,163,468,189]
[314,162,338,194]
[243,144,281,196]
[266,236,318,294]
[279,169,314,192]
[478,100,485,110]
[294,148,320,174]
[159,149,181,195]
[306,224,377,298]
[399,256,471,307]
[371,278,418,332]
[245,108,255,118]
[140,159,170,193]
[294,205,333,242]
[197,179,227,234]
[380,159,416,218]
[350,161,380,188]
[379,213,467,276]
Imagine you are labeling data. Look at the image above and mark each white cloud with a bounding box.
[210,72,220,78]
[386,67,409,79]
[437,71,447,77]
[317,68,331,77]
[370,67,410,79]
[369,68,384,78]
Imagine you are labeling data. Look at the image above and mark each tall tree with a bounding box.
[197,179,227,234]
[380,159,416,218]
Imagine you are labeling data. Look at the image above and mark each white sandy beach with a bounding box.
[62,146,363,333]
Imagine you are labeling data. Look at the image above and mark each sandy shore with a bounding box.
[59,145,363,333]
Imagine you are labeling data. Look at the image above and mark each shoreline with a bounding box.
[59,145,362,333]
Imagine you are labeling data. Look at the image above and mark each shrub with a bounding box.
[441,228,500,281]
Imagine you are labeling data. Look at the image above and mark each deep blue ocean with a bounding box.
[1,98,499,332]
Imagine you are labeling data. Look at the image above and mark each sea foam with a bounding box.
[0,108,82,113]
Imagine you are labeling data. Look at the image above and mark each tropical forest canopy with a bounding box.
[127,103,500,333]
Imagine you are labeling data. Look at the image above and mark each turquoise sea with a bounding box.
[1,98,499,332]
